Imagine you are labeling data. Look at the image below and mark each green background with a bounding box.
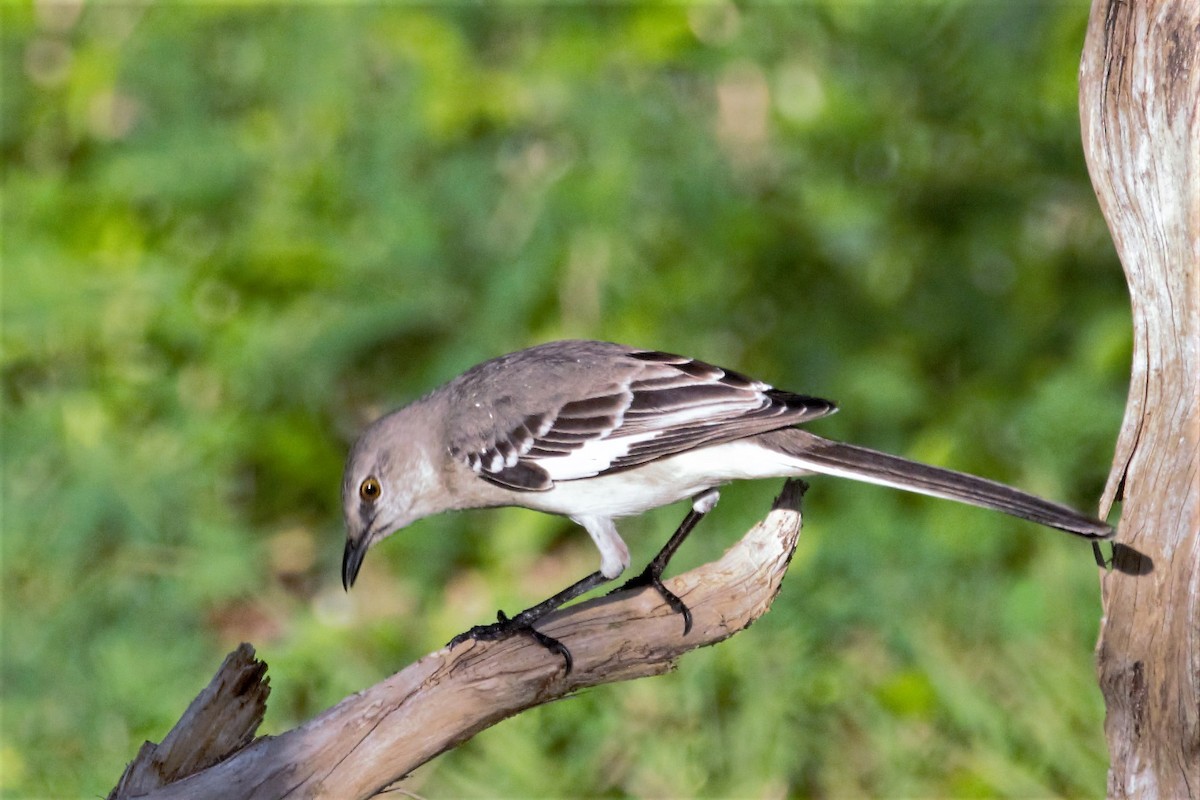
[2,3,1129,797]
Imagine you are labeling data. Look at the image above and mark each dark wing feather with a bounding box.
[610,388,829,470]
[479,460,553,491]
[449,344,836,491]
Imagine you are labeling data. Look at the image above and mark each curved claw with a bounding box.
[612,569,693,635]
[447,610,575,674]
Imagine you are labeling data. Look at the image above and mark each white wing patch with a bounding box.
[460,349,837,493]
[533,427,662,481]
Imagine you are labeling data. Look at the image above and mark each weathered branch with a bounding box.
[111,480,808,800]
[1079,1,1200,797]
[108,644,271,798]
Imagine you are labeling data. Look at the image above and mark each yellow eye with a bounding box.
[359,477,382,502]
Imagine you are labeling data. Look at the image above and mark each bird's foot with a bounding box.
[448,610,575,674]
[612,567,693,635]
[604,495,711,635]
[447,570,609,676]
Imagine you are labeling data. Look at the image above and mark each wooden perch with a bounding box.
[108,645,271,798]
[111,480,808,800]
[1079,1,1199,797]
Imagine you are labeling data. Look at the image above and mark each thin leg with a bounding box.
[613,489,720,635]
[447,569,610,674]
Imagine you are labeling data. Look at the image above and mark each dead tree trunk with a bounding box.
[1079,1,1200,797]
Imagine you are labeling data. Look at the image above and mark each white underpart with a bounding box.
[526,439,811,577]
[572,515,630,579]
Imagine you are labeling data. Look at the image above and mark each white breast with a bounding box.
[519,439,807,519]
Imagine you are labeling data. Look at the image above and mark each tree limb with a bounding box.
[111,480,808,800]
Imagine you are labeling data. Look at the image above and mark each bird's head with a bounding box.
[340,409,441,590]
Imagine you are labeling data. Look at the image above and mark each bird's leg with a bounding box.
[448,569,610,674]
[613,488,720,635]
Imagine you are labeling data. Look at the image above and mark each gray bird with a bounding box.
[341,340,1112,670]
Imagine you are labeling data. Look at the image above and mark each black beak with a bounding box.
[342,537,368,591]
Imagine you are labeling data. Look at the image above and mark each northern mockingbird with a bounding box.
[342,340,1112,671]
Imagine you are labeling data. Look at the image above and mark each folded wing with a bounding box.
[458,349,836,491]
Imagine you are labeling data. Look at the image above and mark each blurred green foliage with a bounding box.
[2,2,1128,797]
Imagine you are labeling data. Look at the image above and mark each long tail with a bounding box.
[759,429,1114,539]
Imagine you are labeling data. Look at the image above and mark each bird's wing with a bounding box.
[449,347,836,492]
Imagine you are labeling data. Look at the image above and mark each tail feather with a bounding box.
[760,430,1114,539]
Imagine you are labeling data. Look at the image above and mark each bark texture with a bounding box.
[1079,1,1200,797]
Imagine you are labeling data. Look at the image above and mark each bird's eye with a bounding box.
[359,477,382,502]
